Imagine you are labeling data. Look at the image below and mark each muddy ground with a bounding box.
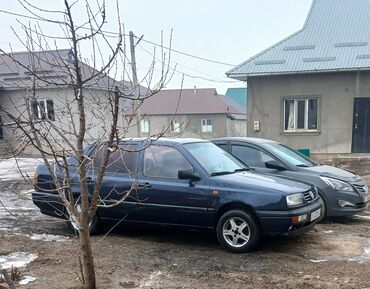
[1,177,370,289]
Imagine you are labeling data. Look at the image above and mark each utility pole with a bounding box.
[129,31,142,137]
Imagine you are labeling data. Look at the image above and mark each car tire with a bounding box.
[216,209,261,253]
[316,195,326,223]
[67,204,100,235]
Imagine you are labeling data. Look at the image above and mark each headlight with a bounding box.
[319,176,354,192]
[286,193,304,207]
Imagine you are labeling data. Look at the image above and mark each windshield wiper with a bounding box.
[210,168,249,176]
[210,171,234,176]
[296,164,310,167]
[233,168,249,172]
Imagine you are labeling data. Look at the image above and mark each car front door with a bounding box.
[136,144,211,227]
[229,142,287,174]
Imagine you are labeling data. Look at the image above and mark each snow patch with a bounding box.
[322,230,334,234]
[353,215,370,221]
[0,158,43,181]
[310,259,327,263]
[19,276,37,285]
[0,252,38,269]
[30,233,70,242]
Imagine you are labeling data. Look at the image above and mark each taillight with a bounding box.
[32,172,40,186]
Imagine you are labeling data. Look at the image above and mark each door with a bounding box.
[352,98,370,153]
[88,143,141,220]
[137,144,210,226]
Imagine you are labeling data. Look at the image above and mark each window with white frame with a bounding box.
[31,100,55,121]
[170,119,180,132]
[284,98,318,132]
[140,119,149,133]
[201,119,212,132]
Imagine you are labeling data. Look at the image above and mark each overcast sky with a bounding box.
[0,0,313,94]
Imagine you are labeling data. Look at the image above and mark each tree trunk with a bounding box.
[79,224,96,289]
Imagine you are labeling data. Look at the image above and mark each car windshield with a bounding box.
[264,143,316,167]
[184,142,248,175]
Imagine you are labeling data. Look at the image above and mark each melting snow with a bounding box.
[0,158,43,181]
[322,230,334,234]
[310,259,327,263]
[30,233,70,242]
[353,215,370,221]
[0,252,38,269]
[19,276,37,285]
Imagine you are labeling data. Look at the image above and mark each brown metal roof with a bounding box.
[139,88,246,117]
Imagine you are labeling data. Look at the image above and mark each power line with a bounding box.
[136,36,236,67]
[0,8,237,68]
[137,44,240,84]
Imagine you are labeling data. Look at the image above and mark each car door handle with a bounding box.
[137,182,151,189]
[86,177,95,183]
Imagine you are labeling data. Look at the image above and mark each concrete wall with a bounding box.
[0,87,123,155]
[247,71,370,153]
[126,113,247,139]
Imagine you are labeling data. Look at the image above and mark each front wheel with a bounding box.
[67,204,100,235]
[216,209,261,253]
[316,196,326,223]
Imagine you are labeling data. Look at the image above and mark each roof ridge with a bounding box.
[0,48,71,56]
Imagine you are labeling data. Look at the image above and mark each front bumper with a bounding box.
[321,182,369,217]
[256,200,322,236]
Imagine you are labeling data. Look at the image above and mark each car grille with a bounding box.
[353,184,368,193]
[303,189,317,202]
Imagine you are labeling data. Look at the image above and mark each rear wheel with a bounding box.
[216,209,260,253]
[67,204,100,235]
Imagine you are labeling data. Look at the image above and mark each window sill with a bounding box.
[281,131,320,136]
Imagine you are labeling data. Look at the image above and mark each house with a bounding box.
[0,49,136,154]
[225,87,247,109]
[127,88,247,138]
[227,0,370,155]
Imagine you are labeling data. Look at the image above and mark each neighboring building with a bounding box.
[225,87,247,109]
[127,88,247,138]
[227,0,370,154]
[0,49,135,154]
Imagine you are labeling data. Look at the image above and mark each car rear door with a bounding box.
[87,143,141,221]
[135,144,211,227]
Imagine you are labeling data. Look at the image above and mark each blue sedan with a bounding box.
[32,138,321,252]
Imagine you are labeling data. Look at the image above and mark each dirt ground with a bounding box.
[1,177,370,289]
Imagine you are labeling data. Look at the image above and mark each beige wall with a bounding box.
[126,113,247,139]
[247,71,370,153]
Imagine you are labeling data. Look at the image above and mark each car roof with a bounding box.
[211,137,278,145]
[118,137,209,145]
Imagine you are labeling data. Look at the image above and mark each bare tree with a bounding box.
[0,1,177,288]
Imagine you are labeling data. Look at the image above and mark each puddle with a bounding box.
[19,276,37,285]
[0,252,38,269]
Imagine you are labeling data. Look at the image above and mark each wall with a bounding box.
[0,87,121,155]
[247,71,370,153]
[126,113,246,139]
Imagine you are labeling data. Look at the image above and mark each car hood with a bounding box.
[300,165,362,182]
[212,171,311,195]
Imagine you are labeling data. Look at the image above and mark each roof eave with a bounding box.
[227,67,370,80]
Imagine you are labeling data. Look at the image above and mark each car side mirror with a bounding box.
[265,160,286,171]
[178,169,201,181]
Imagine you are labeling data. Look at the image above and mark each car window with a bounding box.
[265,143,315,167]
[231,145,275,168]
[92,144,139,174]
[144,145,193,179]
[184,142,246,174]
[215,143,228,151]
